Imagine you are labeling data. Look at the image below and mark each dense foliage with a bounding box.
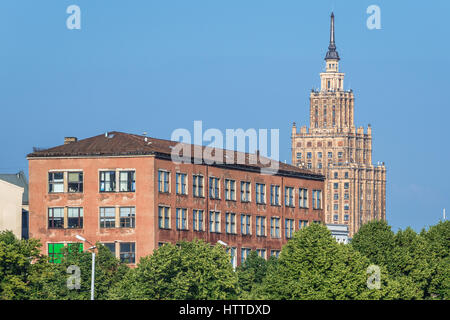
[0,220,448,300]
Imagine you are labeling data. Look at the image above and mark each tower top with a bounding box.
[325,12,340,61]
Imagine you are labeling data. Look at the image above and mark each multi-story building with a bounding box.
[28,131,324,265]
[291,13,386,237]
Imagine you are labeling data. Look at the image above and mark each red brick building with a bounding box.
[28,132,324,266]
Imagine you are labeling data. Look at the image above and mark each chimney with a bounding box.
[64,137,77,145]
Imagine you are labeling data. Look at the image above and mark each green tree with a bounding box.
[0,230,43,300]
[109,239,238,300]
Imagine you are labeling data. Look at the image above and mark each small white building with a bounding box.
[326,224,349,244]
[0,179,24,239]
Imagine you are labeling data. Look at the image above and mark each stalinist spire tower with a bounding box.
[291,13,386,237]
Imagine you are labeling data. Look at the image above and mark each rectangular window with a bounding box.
[344,182,349,189]
[241,214,251,235]
[312,190,322,209]
[344,193,349,200]
[255,183,266,204]
[176,208,188,230]
[338,152,343,159]
[241,248,251,264]
[270,185,280,206]
[158,170,170,193]
[209,177,220,199]
[256,249,266,260]
[285,187,294,207]
[299,188,308,208]
[225,179,236,201]
[67,207,83,229]
[318,152,322,159]
[158,206,170,229]
[119,242,135,264]
[296,152,302,159]
[270,217,280,238]
[193,209,204,231]
[240,181,251,202]
[48,207,64,229]
[285,218,294,239]
[100,171,116,192]
[344,204,350,211]
[334,214,339,221]
[344,214,349,221]
[68,172,83,193]
[209,211,221,233]
[226,247,237,269]
[328,152,333,159]
[48,243,64,264]
[100,207,116,228]
[119,171,136,192]
[299,220,308,229]
[256,216,266,237]
[192,174,204,197]
[334,183,339,190]
[102,243,116,257]
[120,207,135,228]
[176,173,187,195]
[225,212,236,234]
[270,250,280,258]
[48,172,64,193]
[344,172,349,179]
[334,193,339,200]
[334,204,339,211]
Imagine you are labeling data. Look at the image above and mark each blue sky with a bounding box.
[0,0,448,232]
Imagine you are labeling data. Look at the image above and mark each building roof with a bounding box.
[27,131,324,180]
[0,171,29,205]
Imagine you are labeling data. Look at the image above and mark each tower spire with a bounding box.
[325,12,340,61]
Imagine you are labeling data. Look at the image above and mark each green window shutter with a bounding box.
[48,243,64,264]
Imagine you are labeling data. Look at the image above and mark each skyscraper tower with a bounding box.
[291,13,386,237]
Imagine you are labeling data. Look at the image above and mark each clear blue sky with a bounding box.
[0,0,448,232]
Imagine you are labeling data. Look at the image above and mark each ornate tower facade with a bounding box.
[291,13,386,237]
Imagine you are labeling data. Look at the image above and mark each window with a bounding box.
[158,170,170,193]
[158,206,170,229]
[334,214,339,221]
[344,214,349,221]
[344,172,349,179]
[68,172,83,193]
[256,216,266,237]
[241,214,251,235]
[256,183,266,204]
[338,152,343,159]
[49,172,64,193]
[48,208,64,229]
[299,220,308,229]
[240,181,251,202]
[241,248,252,264]
[100,171,116,192]
[225,179,236,201]
[318,152,322,159]
[119,171,136,192]
[334,204,339,211]
[285,187,294,207]
[334,172,338,179]
[209,211,221,233]
[176,208,188,230]
[328,152,333,159]
[344,193,349,200]
[299,188,308,208]
[256,249,266,260]
[296,152,302,159]
[193,174,204,197]
[48,243,64,264]
[270,185,280,206]
[225,213,236,234]
[318,162,322,169]
[307,152,312,159]
[344,183,349,189]
[334,193,339,200]
[344,204,350,211]
[270,250,280,258]
[285,219,294,239]
[102,243,116,257]
[334,183,339,189]
[307,163,312,169]
[209,177,220,199]
[270,217,280,238]
[119,242,135,264]
[176,173,187,195]
[312,190,322,209]
[120,207,135,228]
[67,207,83,229]
[100,207,116,228]
[193,209,204,231]
[226,247,237,269]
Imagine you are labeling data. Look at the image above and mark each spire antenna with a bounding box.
[325,12,340,61]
